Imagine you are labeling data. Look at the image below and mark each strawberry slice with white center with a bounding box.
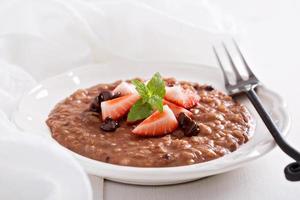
[101,94,140,120]
[132,105,178,136]
[164,85,200,109]
[163,99,193,117]
[113,81,137,96]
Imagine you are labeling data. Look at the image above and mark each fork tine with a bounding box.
[232,39,256,78]
[222,42,243,81]
[213,46,231,87]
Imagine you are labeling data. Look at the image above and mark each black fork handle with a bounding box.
[245,89,300,181]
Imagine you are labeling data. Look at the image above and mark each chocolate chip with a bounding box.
[204,85,214,91]
[89,90,119,113]
[89,97,101,112]
[162,153,172,160]
[166,82,175,87]
[100,117,119,132]
[105,156,110,162]
[178,112,200,137]
[112,91,121,99]
[98,91,114,103]
[165,78,177,87]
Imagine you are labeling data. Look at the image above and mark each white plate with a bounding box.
[13,61,290,185]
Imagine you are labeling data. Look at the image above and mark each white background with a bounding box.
[1,0,300,199]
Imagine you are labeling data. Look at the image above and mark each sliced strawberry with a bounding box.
[164,85,200,109]
[101,94,139,120]
[163,99,193,117]
[132,105,178,136]
[113,81,137,96]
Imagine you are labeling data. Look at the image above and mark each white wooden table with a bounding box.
[88,1,300,199]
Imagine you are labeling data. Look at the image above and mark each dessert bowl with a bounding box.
[13,61,290,185]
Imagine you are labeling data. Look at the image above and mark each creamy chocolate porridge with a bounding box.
[46,77,254,167]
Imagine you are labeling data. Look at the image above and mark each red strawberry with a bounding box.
[132,105,178,136]
[113,81,137,96]
[101,94,139,120]
[164,85,200,108]
[163,99,193,117]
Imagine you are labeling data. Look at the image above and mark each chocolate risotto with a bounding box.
[46,78,254,167]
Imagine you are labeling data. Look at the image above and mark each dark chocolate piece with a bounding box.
[100,117,120,132]
[178,112,200,137]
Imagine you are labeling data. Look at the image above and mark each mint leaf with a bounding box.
[127,99,153,121]
[129,73,166,121]
[132,79,149,100]
[148,95,163,112]
[146,72,166,98]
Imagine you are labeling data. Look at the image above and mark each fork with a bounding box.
[213,40,300,181]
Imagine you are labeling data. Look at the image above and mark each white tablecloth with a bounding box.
[1,0,300,199]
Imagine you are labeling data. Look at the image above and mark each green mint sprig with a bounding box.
[127,72,166,122]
